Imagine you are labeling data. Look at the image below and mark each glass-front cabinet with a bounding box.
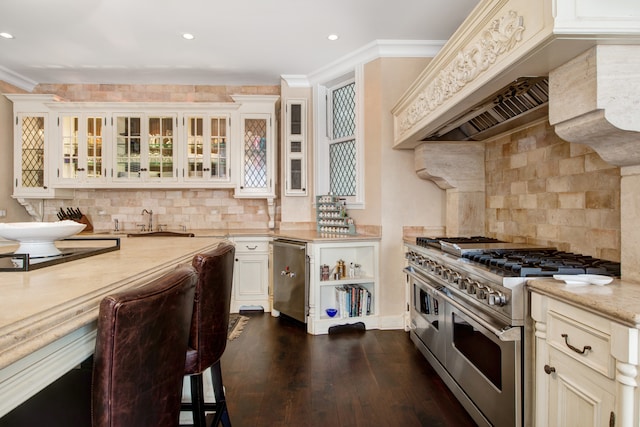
[113,114,177,183]
[7,94,73,200]
[8,95,279,199]
[184,114,231,183]
[233,94,278,199]
[57,113,107,186]
[284,99,307,195]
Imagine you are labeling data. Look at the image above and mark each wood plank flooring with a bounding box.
[0,312,478,427]
[222,312,477,427]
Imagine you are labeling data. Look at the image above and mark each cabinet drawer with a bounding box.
[547,310,614,379]
[234,240,269,253]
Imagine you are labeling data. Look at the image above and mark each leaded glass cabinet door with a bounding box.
[114,115,143,181]
[14,113,49,196]
[239,114,272,195]
[184,114,230,183]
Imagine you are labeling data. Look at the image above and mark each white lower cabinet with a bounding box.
[230,237,270,313]
[530,292,638,427]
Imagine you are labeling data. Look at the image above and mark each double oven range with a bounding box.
[404,237,620,427]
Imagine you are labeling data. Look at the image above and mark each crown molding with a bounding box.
[0,66,38,92]
[282,39,446,87]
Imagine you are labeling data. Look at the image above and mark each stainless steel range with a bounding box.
[404,237,620,427]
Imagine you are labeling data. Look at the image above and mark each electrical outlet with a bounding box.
[0,209,6,217]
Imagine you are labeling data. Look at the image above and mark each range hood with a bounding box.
[392,0,640,149]
[422,77,548,141]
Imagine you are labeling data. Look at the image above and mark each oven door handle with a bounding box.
[404,265,431,284]
[438,288,521,342]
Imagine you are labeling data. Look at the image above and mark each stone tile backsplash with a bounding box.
[44,189,271,232]
[485,121,621,261]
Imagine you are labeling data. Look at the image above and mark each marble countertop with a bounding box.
[527,278,640,328]
[0,236,226,370]
[90,228,381,242]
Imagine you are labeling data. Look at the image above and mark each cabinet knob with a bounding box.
[544,364,556,375]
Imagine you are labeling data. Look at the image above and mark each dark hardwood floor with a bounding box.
[222,312,477,427]
[0,312,477,427]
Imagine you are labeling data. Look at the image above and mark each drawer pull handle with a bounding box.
[562,333,592,354]
[544,364,556,375]
[246,245,258,250]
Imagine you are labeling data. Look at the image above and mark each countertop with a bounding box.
[527,278,640,328]
[89,228,381,242]
[0,236,227,370]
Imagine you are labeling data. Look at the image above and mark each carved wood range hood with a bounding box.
[392,0,640,281]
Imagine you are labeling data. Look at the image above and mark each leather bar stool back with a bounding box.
[92,265,197,427]
[182,243,235,427]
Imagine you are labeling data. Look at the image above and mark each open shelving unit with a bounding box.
[307,239,379,335]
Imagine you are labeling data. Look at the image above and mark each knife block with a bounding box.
[76,215,93,232]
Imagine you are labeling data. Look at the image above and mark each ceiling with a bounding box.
[0,0,479,89]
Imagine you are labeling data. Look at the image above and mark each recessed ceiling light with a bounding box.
[182,33,195,40]
[327,34,339,41]
[0,32,14,39]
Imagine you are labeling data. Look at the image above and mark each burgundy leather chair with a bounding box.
[92,265,197,427]
[181,243,235,427]
[0,265,198,427]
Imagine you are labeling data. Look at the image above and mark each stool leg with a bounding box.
[189,374,207,427]
[210,361,231,427]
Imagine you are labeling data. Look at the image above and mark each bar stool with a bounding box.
[0,265,197,427]
[93,265,197,427]
[181,243,235,427]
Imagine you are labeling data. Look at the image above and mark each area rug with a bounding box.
[227,314,249,340]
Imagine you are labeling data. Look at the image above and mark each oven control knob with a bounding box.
[434,264,443,275]
[442,268,453,281]
[467,281,477,295]
[489,291,507,306]
[450,271,461,285]
[459,278,471,291]
[475,284,487,300]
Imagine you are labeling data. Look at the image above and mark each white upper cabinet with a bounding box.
[7,95,279,196]
[233,95,279,199]
[284,99,307,196]
[111,114,178,184]
[6,94,73,200]
[183,114,232,185]
[56,113,108,187]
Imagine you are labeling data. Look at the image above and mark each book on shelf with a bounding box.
[334,284,371,318]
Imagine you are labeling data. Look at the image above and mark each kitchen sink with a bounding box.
[126,231,195,237]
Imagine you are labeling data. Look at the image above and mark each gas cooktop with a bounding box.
[414,236,621,278]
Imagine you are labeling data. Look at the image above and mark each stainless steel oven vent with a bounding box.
[423,76,549,141]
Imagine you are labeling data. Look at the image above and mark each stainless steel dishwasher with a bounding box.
[271,239,308,323]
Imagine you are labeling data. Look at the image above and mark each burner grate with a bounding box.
[462,250,620,278]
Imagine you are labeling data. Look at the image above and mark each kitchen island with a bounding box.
[0,236,227,418]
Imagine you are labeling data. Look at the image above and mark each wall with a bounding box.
[46,188,269,232]
[15,83,280,229]
[485,120,621,261]
[360,57,446,325]
[0,82,32,223]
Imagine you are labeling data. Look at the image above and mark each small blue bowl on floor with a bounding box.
[326,308,338,318]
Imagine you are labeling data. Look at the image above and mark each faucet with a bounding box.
[141,209,153,232]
